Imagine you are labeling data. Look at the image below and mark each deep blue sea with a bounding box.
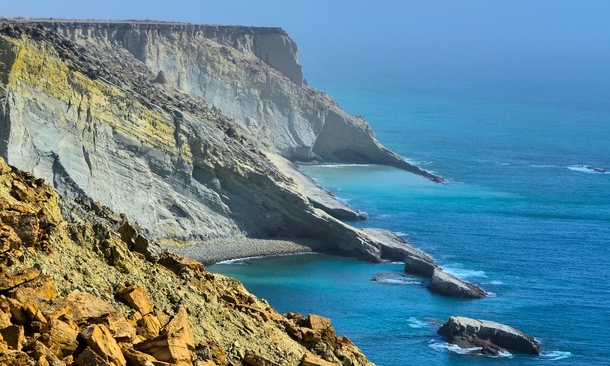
[210,74,610,365]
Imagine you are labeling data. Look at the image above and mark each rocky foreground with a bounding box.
[0,157,372,365]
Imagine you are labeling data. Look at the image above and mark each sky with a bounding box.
[3,1,610,93]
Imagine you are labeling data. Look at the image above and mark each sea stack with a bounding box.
[438,316,541,355]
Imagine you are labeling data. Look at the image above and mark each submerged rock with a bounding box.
[438,316,541,355]
[428,269,486,298]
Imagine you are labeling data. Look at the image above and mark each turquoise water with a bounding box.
[210,78,610,365]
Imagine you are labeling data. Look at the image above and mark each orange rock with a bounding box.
[0,339,8,355]
[0,212,39,247]
[65,292,119,324]
[120,345,158,366]
[0,350,32,366]
[243,351,280,366]
[0,324,25,351]
[26,341,64,366]
[7,275,57,305]
[128,310,143,326]
[116,285,154,315]
[0,267,40,291]
[154,310,171,328]
[80,324,127,366]
[104,315,136,342]
[307,314,331,331]
[10,180,35,203]
[161,307,194,351]
[0,224,22,252]
[134,308,194,363]
[301,327,321,342]
[1,296,27,324]
[0,157,10,174]
[301,353,336,366]
[0,307,12,328]
[38,299,72,321]
[40,319,79,358]
[135,333,190,363]
[197,361,217,366]
[158,251,205,274]
[74,346,111,366]
[136,314,161,339]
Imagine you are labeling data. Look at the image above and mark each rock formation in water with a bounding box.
[0,156,372,365]
[427,269,486,298]
[0,20,441,265]
[438,316,541,356]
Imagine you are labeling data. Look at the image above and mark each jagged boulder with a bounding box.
[116,284,155,315]
[80,324,127,365]
[438,316,541,355]
[428,269,486,298]
[301,353,336,366]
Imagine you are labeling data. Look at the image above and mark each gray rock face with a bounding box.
[404,254,436,277]
[428,269,486,298]
[438,316,541,355]
[30,20,303,85]
[26,20,442,183]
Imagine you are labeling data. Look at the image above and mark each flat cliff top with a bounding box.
[0,17,288,35]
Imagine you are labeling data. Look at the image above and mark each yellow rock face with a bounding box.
[2,35,183,161]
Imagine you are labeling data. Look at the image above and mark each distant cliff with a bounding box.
[0,20,441,265]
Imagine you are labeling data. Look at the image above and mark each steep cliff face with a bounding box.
[35,20,441,182]
[0,22,424,263]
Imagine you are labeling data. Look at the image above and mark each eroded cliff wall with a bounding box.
[0,23,402,262]
[30,20,441,182]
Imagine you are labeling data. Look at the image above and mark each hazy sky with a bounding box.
[4,1,610,90]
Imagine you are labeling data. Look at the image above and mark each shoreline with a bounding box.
[166,237,328,265]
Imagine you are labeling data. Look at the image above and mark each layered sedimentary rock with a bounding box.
[0,156,373,365]
[32,19,442,182]
[438,316,541,355]
[0,20,441,263]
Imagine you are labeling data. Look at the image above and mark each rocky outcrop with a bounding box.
[0,156,373,365]
[0,21,431,263]
[428,269,486,299]
[438,316,541,355]
[357,229,486,298]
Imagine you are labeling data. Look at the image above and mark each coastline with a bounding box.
[167,236,327,265]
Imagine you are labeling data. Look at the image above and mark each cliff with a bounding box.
[0,21,438,264]
[0,156,372,365]
[28,19,442,181]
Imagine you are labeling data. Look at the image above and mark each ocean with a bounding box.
[210,72,610,365]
